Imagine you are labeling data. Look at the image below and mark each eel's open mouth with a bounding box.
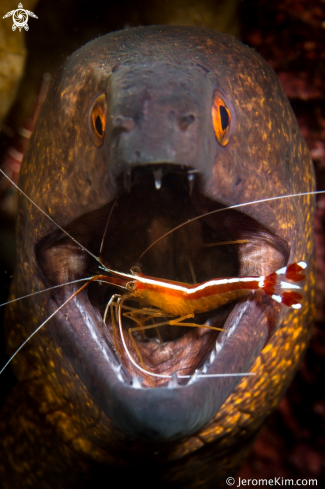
[36,164,289,389]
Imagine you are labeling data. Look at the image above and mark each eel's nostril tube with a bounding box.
[112,115,135,132]
[178,113,195,131]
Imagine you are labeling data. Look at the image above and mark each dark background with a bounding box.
[0,0,324,484]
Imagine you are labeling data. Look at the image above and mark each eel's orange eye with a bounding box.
[211,93,231,146]
[91,94,107,145]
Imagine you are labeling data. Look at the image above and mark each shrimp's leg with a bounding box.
[200,239,249,248]
[123,308,172,370]
[103,295,169,358]
[128,314,225,338]
[104,300,173,376]
[104,298,225,381]
[115,298,156,386]
[125,313,225,373]
[103,294,123,355]
[186,254,197,283]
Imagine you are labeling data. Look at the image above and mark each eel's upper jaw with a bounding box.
[35,164,289,441]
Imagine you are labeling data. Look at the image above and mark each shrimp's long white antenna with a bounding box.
[0,274,130,375]
[138,189,325,260]
[117,296,255,381]
[0,281,92,376]
[99,200,117,257]
[0,170,101,266]
[0,277,94,308]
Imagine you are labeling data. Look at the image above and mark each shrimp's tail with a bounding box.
[263,261,307,309]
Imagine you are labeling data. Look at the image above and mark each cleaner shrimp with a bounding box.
[0,169,322,386]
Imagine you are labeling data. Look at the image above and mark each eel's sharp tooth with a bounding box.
[132,374,143,389]
[209,348,216,365]
[187,171,195,195]
[187,369,199,385]
[153,168,163,190]
[115,364,124,382]
[168,372,179,388]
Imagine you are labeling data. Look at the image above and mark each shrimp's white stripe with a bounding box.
[134,275,261,295]
[280,281,301,290]
[276,267,287,275]
[272,294,282,304]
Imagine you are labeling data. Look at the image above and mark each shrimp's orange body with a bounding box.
[125,262,307,316]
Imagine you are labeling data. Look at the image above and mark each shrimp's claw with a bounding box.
[263,261,307,310]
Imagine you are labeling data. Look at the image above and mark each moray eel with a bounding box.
[0,26,315,488]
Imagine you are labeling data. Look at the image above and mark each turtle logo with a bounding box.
[3,3,38,32]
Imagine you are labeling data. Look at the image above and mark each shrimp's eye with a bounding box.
[127,281,137,291]
[90,94,107,145]
[211,92,231,147]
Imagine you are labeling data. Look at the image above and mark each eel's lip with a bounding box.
[35,165,289,441]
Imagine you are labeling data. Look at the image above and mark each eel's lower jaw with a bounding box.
[46,283,278,441]
[35,166,288,439]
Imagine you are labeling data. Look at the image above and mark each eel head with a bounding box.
[7,26,315,445]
